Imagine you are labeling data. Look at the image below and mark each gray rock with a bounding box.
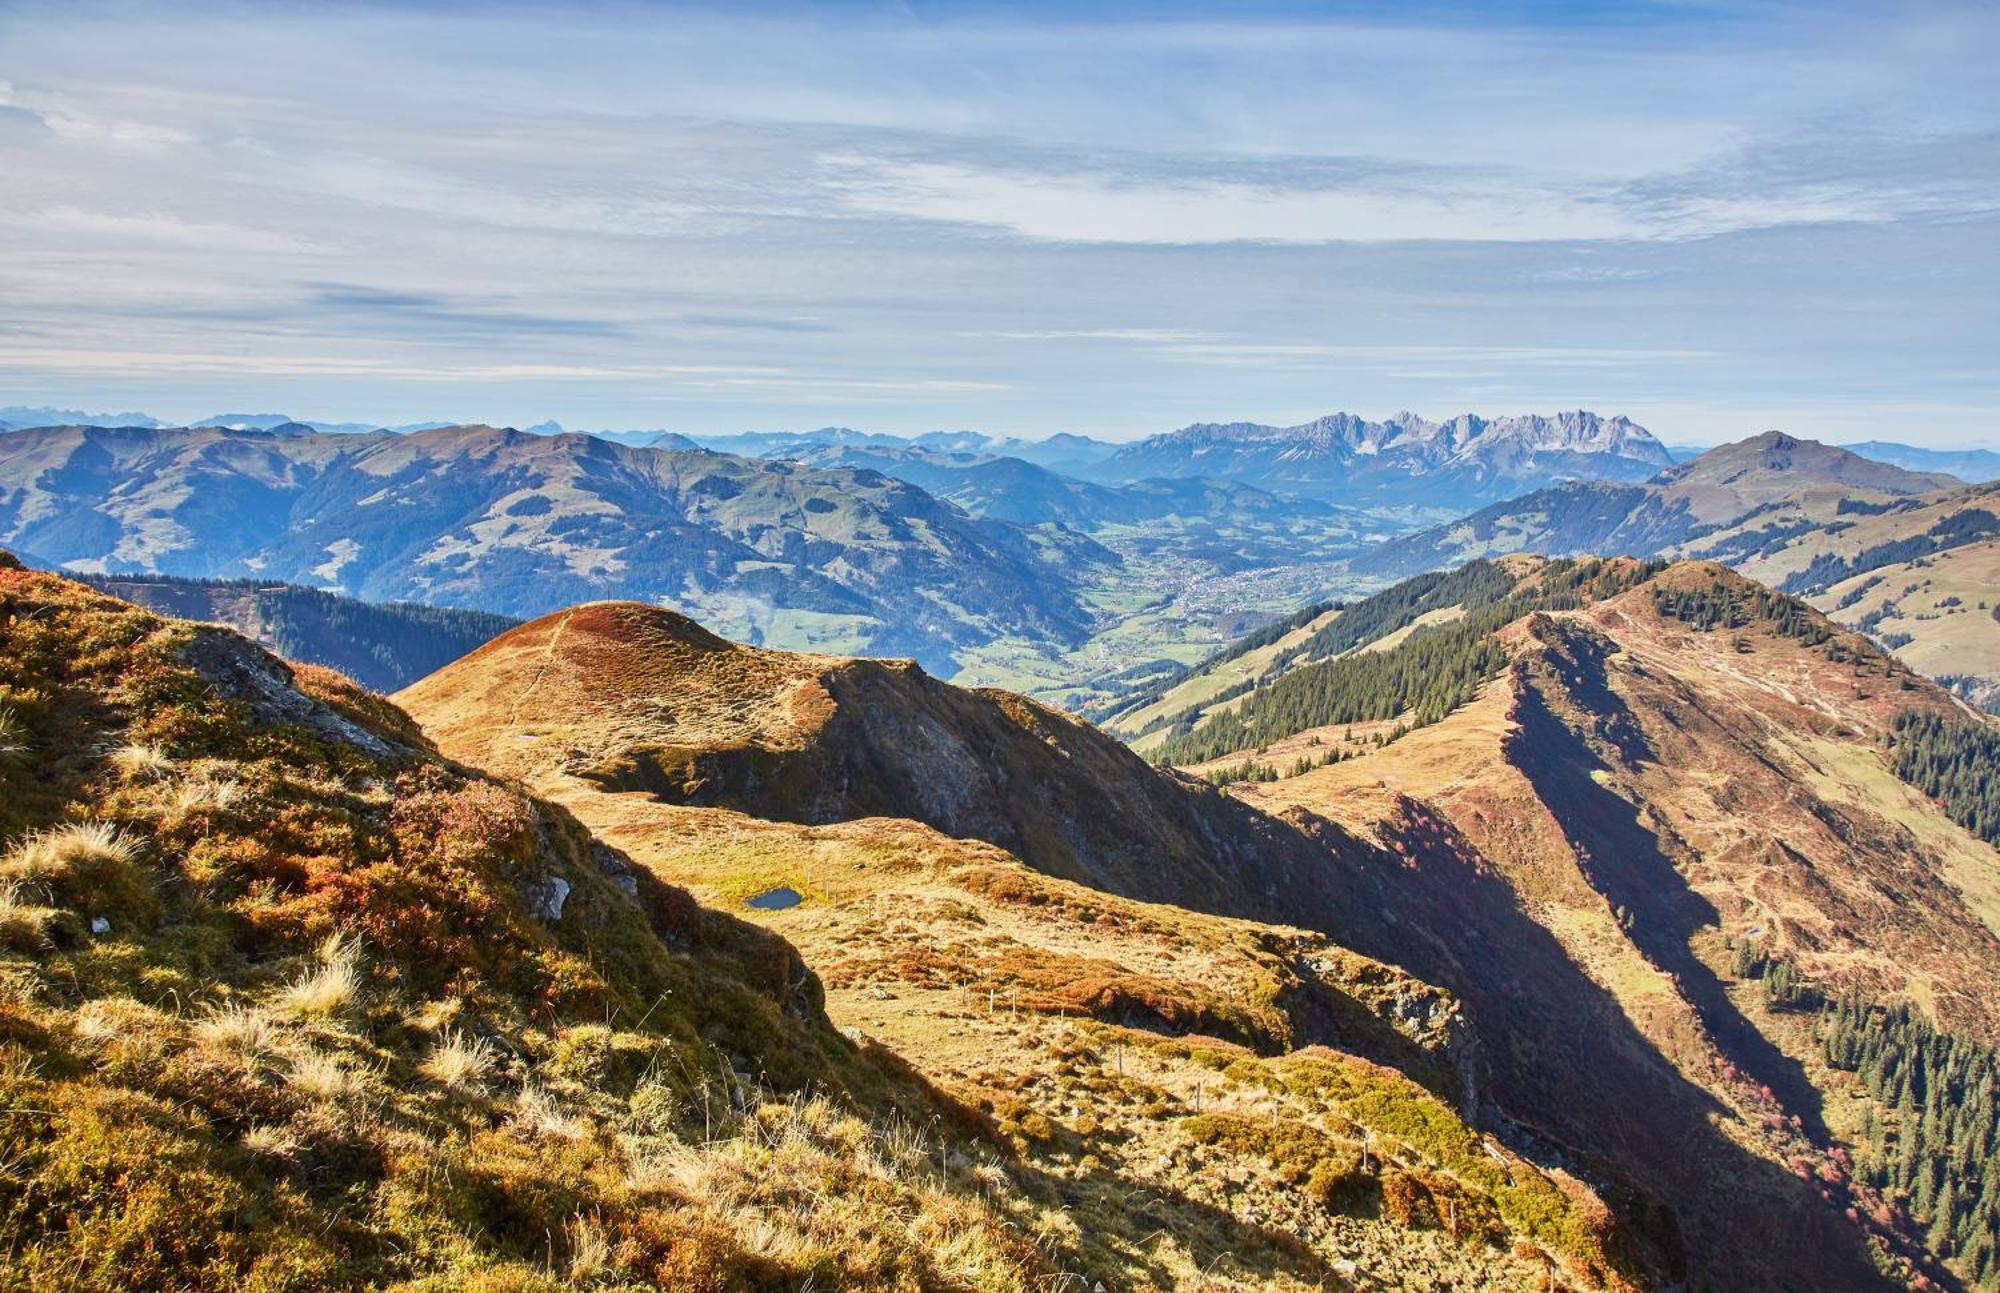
[179,627,399,758]
[528,875,571,922]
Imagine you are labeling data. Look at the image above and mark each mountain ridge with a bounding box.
[0,422,1112,673]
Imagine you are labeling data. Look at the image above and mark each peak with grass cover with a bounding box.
[0,554,1657,1291]
[1351,433,2000,705]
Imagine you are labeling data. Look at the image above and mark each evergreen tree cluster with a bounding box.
[1890,710,2000,845]
[1282,559,1518,665]
[1156,558,1663,766]
[1733,942,1823,1011]
[1650,579,1834,646]
[82,575,518,692]
[1822,999,2000,1286]
[1202,758,1279,785]
[1783,508,2000,596]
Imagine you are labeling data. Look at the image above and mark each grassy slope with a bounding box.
[398,600,1659,1292]
[0,554,1080,1291]
[1233,563,2000,1290]
[0,557,1642,1292]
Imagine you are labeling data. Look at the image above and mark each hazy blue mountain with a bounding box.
[690,426,1121,475]
[193,412,457,434]
[1841,440,2000,482]
[777,442,1334,528]
[0,404,164,429]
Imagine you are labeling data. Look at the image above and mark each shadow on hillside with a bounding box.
[1211,805,1887,1292]
[1507,657,1831,1142]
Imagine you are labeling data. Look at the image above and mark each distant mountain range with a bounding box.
[1839,440,2000,483]
[1097,409,1672,509]
[0,423,1111,672]
[692,410,1677,511]
[1359,432,1963,579]
[761,440,1342,526]
[687,425,1121,476]
[0,404,166,429]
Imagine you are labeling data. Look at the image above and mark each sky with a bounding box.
[1,0,1996,446]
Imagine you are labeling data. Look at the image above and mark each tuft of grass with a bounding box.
[194,1002,277,1058]
[72,996,171,1049]
[4,821,139,885]
[509,1084,587,1142]
[239,1124,302,1160]
[0,880,60,951]
[107,742,172,780]
[421,1029,494,1093]
[286,1048,361,1102]
[0,822,153,925]
[564,1213,614,1284]
[0,707,25,760]
[161,774,243,821]
[274,934,363,1021]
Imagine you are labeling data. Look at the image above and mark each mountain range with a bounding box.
[1097,409,1674,509]
[1360,433,1963,579]
[747,440,1369,551]
[7,403,1989,490]
[692,409,1678,514]
[1839,441,2000,483]
[0,423,1110,672]
[1347,432,2000,704]
[687,425,1121,476]
[5,411,1997,713]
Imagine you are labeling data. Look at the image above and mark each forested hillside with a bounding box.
[1154,558,1663,764]
[1889,710,2000,845]
[83,574,516,690]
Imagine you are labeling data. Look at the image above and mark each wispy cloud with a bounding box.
[0,1,1993,441]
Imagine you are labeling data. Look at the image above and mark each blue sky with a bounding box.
[1,1,1995,445]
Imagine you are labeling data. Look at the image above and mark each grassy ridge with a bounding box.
[1155,559,1662,765]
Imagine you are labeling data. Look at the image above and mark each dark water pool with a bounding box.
[746,886,803,910]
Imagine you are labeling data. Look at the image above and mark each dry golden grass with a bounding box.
[285,1047,362,1102]
[194,1002,278,1058]
[563,1213,613,1284]
[421,1029,495,1092]
[159,772,244,821]
[107,741,173,780]
[510,1083,589,1142]
[3,820,140,885]
[273,933,363,1020]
